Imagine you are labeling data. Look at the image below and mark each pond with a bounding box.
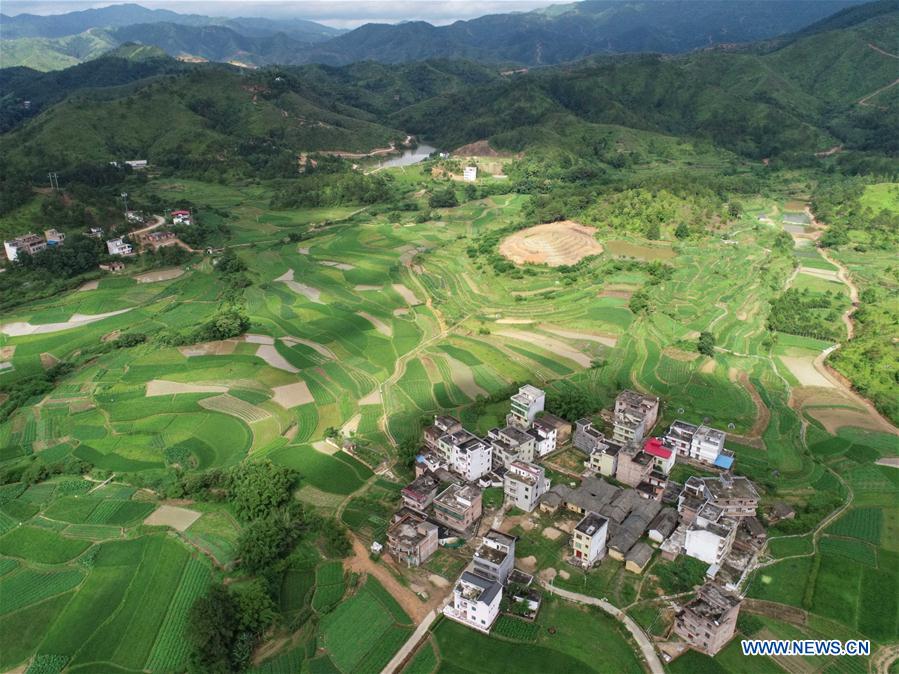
[604,240,677,261]
[375,144,437,169]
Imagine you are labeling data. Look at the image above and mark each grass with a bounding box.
[0,526,91,564]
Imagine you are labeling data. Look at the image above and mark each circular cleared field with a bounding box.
[499,221,603,267]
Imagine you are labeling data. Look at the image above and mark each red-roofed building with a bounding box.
[644,438,675,474]
[171,210,192,225]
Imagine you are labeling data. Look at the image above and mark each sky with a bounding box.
[2,0,573,27]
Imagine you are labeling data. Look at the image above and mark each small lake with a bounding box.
[604,240,677,261]
[375,144,437,169]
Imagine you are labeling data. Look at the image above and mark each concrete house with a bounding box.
[424,415,463,451]
[43,229,65,246]
[438,429,492,481]
[539,413,572,445]
[571,512,609,568]
[387,513,438,567]
[612,390,660,445]
[702,473,760,518]
[463,166,478,182]
[401,473,440,513]
[4,233,47,261]
[106,238,134,256]
[444,571,502,633]
[615,445,654,488]
[507,385,545,429]
[587,439,622,477]
[529,417,558,456]
[432,484,482,533]
[573,418,606,454]
[489,425,536,468]
[642,437,675,475]
[473,530,517,584]
[674,583,742,655]
[684,504,738,564]
[504,460,549,513]
[664,420,734,469]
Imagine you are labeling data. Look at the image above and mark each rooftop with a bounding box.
[667,420,698,440]
[704,474,760,502]
[684,583,741,620]
[403,473,439,497]
[643,437,673,460]
[575,512,608,537]
[388,515,437,547]
[458,571,502,604]
[434,483,481,512]
[626,541,653,566]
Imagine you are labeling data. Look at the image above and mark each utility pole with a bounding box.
[47,172,59,191]
[121,192,129,217]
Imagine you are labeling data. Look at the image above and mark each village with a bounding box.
[376,384,774,662]
[3,205,195,267]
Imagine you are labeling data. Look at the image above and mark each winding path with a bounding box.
[539,582,665,674]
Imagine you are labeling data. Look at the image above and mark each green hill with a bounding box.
[0,30,118,71]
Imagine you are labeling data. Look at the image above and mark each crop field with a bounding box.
[1,173,897,672]
[318,577,413,674]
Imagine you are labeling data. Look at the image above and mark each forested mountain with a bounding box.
[297,0,866,65]
[0,3,341,41]
[1,0,869,71]
[0,2,895,179]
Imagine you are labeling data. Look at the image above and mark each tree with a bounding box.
[727,201,743,219]
[228,461,298,521]
[646,222,661,240]
[233,579,277,634]
[237,512,298,573]
[675,222,690,240]
[186,585,240,674]
[546,387,593,422]
[428,187,458,208]
[698,331,716,357]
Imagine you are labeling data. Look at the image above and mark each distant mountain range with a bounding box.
[2,0,895,174]
[0,0,873,71]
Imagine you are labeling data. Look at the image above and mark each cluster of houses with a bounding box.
[3,229,65,261]
[378,385,762,655]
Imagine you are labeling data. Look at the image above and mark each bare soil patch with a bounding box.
[275,269,324,304]
[496,318,534,325]
[280,336,335,359]
[134,267,184,283]
[297,247,310,255]
[359,388,382,405]
[1,309,133,336]
[341,413,361,436]
[179,339,238,357]
[542,326,617,347]
[542,526,564,540]
[518,555,538,572]
[354,284,382,291]
[146,380,228,397]
[78,280,99,292]
[453,140,519,157]
[320,260,354,270]
[663,347,699,362]
[255,344,299,373]
[392,283,421,305]
[500,221,602,267]
[0,346,15,360]
[700,359,718,374]
[144,505,201,532]
[599,288,633,299]
[39,353,59,370]
[271,381,313,408]
[781,356,834,388]
[357,311,392,337]
[798,267,839,282]
[313,440,341,455]
[496,329,592,368]
[443,354,488,399]
[244,333,275,345]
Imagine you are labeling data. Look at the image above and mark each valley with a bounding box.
[0,2,897,674]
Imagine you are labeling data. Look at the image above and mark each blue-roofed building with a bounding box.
[713,452,735,470]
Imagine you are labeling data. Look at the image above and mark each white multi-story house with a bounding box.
[684,504,737,564]
[664,420,734,469]
[504,460,549,512]
[472,530,516,585]
[106,238,134,256]
[4,233,47,261]
[507,385,545,429]
[463,166,478,182]
[571,512,608,568]
[529,417,558,456]
[489,425,536,468]
[437,429,492,481]
[443,571,502,633]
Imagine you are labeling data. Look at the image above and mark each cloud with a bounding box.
[3,0,574,27]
